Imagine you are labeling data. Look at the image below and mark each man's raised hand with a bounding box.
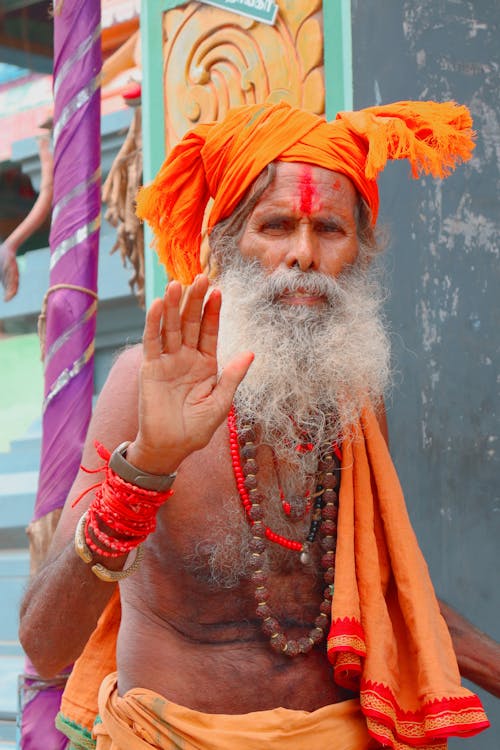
[0,242,20,302]
[126,275,254,475]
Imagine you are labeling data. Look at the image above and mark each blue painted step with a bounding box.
[0,721,16,746]
[0,550,30,744]
[0,473,38,529]
[0,440,40,474]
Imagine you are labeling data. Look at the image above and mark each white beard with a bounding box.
[216,253,391,472]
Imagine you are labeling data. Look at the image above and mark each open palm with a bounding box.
[128,275,253,475]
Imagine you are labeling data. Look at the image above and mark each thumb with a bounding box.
[215,351,254,411]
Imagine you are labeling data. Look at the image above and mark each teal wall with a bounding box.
[0,335,43,452]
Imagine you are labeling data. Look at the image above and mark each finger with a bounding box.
[161,281,183,352]
[213,351,254,413]
[142,298,163,360]
[180,275,209,348]
[198,288,222,357]
[4,261,19,303]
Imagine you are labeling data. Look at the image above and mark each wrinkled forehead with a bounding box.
[274,160,356,185]
[209,161,363,256]
[252,161,359,214]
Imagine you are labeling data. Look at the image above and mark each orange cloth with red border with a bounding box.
[58,409,488,750]
[327,408,488,748]
[135,100,475,285]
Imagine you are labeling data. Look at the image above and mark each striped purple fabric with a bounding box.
[35,1,102,521]
[21,2,102,748]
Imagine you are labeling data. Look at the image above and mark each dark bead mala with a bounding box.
[228,407,341,657]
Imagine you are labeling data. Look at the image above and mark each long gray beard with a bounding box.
[216,253,391,471]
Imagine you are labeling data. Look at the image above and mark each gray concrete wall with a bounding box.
[351,1,499,745]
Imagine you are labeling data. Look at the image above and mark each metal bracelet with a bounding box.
[74,510,144,582]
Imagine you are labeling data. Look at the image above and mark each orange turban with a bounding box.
[136,100,475,284]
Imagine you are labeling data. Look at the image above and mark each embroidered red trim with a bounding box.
[360,680,489,747]
[366,718,446,750]
[333,653,362,692]
[327,616,367,655]
[327,616,489,747]
[327,617,366,691]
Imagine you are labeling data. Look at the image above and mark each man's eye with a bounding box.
[318,221,342,233]
[261,219,289,232]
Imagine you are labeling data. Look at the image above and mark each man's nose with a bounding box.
[285,225,318,271]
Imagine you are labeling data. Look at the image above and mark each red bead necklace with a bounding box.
[228,405,341,657]
[228,405,340,556]
[229,406,306,552]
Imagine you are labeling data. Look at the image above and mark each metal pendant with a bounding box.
[299,542,311,565]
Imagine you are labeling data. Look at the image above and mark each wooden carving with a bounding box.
[162,0,324,150]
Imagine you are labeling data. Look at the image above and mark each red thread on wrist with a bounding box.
[74,442,173,558]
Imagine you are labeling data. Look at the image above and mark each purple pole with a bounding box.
[36,1,101,520]
[20,2,102,747]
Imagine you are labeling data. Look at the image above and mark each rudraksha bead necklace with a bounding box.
[228,405,341,656]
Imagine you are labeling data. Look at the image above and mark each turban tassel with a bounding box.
[136,125,211,283]
[338,100,475,180]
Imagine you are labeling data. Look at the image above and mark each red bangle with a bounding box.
[76,444,174,558]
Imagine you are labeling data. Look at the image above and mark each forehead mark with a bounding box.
[298,165,317,214]
[332,179,342,191]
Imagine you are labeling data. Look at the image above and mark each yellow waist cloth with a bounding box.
[94,673,376,750]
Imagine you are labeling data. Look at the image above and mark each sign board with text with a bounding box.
[198,0,278,26]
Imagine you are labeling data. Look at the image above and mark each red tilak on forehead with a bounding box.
[298,165,317,214]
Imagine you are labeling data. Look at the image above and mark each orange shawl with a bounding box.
[328,409,488,747]
[135,100,475,284]
[58,410,488,749]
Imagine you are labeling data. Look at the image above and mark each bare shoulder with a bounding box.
[79,343,143,463]
[47,343,144,556]
[89,344,142,433]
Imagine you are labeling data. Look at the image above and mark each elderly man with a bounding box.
[20,101,495,749]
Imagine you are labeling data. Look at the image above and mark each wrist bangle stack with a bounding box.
[74,511,144,582]
[72,440,175,581]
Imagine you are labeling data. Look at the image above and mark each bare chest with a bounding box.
[124,429,331,642]
[117,430,345,710]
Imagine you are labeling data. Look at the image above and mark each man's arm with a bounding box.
[19,276,253,678]
[439,601,500,698]
[0,135,53,302]
[19,344,143,677]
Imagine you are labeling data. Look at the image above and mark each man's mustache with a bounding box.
[261,267,349,306]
